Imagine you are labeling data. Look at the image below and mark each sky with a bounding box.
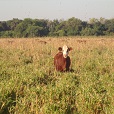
[0,0,114,21]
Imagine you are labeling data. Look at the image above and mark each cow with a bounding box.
[54,45,72,72]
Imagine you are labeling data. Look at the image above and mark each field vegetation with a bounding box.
[0,37,114,114]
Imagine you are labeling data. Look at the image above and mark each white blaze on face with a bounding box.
[62,45,69,58]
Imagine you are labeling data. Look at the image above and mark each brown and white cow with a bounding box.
[54,45,72,72]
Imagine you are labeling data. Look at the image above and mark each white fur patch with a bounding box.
[62,45,68,58]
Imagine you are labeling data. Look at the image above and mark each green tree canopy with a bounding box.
[0,17,114,38]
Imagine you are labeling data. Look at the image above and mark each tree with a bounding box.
[0,31,14,38]
[0,22,9,31]
[88,18,98,24]
[48,19,60,36]
[26,25,44,37]
[14,18,33,37]
[99,17,106,24]
[65,17,82,36]
[104,19,114,35]
[6,18,22,30]
[0,17,114,37]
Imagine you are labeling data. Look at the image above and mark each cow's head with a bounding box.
[58,45,72,58]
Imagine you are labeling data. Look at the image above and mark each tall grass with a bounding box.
[0,37,114,114]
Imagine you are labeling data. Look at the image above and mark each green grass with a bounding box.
[0,37,114,114]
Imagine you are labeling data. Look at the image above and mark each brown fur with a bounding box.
[54,51,71,72]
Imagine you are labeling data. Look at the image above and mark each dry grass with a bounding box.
[0,36,114,114]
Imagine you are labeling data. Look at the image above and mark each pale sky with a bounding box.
[0,0,114,21]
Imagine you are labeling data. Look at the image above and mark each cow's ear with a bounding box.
[68,47,72,51]
[58,47,62,51]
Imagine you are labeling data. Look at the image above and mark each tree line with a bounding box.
[0,17,114,38]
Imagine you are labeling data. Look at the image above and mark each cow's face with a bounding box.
[62,45,72,58]
[58,45,72,58]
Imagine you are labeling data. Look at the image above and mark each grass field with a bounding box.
[0,37,114,114]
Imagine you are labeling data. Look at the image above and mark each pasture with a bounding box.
[0,37,114,114]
